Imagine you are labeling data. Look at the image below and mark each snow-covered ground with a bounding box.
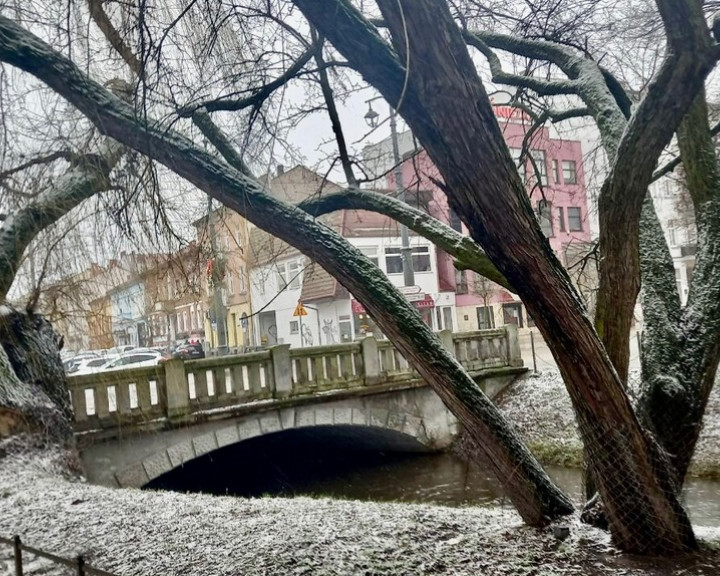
[2,369,720,575]
[1,449,719,576]
[498,369,720,476]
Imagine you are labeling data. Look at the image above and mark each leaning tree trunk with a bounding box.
[294,0,697,553]
[0,15,576,526]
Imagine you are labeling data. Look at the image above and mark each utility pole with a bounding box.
[389,108,415,287]
[206,195,228,353]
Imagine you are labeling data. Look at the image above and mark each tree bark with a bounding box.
[295,0,697,552]
[0,14,575,525]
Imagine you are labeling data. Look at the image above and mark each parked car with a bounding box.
[101,351,163,371]
[63,352,101,373]
[66,357,112,376]
[160,341,205,361]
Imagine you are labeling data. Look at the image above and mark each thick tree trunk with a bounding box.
[638,93,720,484]
[294,0,696,552]
[0,308,72,447]
[0,15,576,525]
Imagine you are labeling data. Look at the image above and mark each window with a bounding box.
[502,303,524,328]
[567,207,583,231]
[358,246,379,267]
[287,260,302,289]
[562,160,577,184]
[477,306,495,329]
[290,320,299,335]
[675,267,682,297]
[509,148,525,181]
[456,269,469,294]
[385,246,431,274]
[436,306,454,331]
[239,268,247,293]
[385,247,403,274]
[667,219,678,246]
[277,260,302,290]
[176,313,181,333]
[183,311,188,333]
[537,200,553,237]
[190,305,196,330]
[530,150,548,185]
[227,272,234,294]
[449,209,463,233]
[552,159,559,184]
[167,277,174,299]
[197,307,203,329]
[558,207,566,232]
[412,246,431,272]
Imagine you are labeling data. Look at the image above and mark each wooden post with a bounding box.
[530,330,537,374]
[13,535,22,576]
[76,555,85,576]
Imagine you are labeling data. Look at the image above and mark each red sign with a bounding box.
[414,294,435,309]
[352,295,435,314]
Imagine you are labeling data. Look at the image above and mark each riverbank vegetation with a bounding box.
[497,370,720,479]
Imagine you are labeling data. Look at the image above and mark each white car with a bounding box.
[101,351,163,371]
[67,357,114,376]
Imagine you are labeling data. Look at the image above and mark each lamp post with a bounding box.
[364,100,415,287]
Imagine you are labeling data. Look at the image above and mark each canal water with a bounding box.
[148,433,720,526]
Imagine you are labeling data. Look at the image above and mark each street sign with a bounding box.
[405,292,426,302]
[293,302,308,317]
[398,285,422,295]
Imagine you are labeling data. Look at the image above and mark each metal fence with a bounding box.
[0,535,117,576]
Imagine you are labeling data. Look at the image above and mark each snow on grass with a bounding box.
[2,448,719,575]
[498,369,720,476]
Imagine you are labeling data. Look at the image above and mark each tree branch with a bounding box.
[87,0,143,77]
[0,140,124,299]
[297,188,513,291]
[464,32,579,96]
[178,39,321,117]
[0,150,80,181]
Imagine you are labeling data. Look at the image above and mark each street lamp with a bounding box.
[364,99,415,287]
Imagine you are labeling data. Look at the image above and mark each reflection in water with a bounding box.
[148,432,720,527]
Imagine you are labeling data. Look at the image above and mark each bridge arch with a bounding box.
[82,388,459,489]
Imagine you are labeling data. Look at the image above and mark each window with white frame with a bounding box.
[385,246,431,274]
[190,304,196,330]
[183,311,188,333]
[537,200,553,237]
[552,159,559,184]
[567,207,583,231]
[530,150,548,185]
[290,320,299,334]
[562,160,577,184]
[358,246,379,267]
[509,148,525,180]
[227,271,234,294]
[558,207,566,232]
[277,260,302,290]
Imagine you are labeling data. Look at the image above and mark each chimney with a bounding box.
[276,164,284,176]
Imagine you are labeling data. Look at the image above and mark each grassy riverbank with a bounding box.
[1,446,720,576]
[496,369,720,478]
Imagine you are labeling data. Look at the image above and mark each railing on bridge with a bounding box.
[67,326,523,432]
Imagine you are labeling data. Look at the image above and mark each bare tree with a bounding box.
[0,0,719,555]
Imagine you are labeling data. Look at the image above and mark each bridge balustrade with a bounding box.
[67,326,522,432]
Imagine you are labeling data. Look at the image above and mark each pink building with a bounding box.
[387,105,592,332]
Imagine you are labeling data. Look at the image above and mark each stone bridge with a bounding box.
[69,328,526,488]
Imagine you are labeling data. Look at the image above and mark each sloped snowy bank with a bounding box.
[1,448,720,576]
[498,369,720,476]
